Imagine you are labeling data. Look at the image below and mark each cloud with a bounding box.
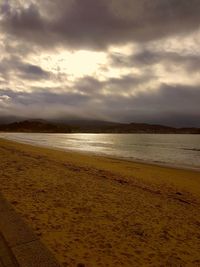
[109,49,200,72]
[0,1,11,16]
[18,63,50,80]
[74,73,151,95]
[0,0,200,127]
[1,0,200,49]
[0,56,51,81]
[0,87,90,106]
[1,82,200,126]
[75,76,102,94]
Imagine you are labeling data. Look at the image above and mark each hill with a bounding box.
[0,120,200,134]
[0,120,71,133]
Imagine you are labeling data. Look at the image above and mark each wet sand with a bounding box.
[0,138,200,266]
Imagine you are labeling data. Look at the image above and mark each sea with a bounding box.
[0,133,200,171]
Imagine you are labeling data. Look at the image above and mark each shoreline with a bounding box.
[0,138,200,266]
[1,136,200,173]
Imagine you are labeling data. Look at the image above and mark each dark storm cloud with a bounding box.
[74,73,153,95]
[3,38,38,57]
[103,75,151,90]
[18,63,50,80]
[0,1,11,15]
[0,87,89,106]
[94,83,200,126]
[0,87,92,119]
[0,0,200,127]
[75,76,102,94]
[1,81,200,126]
[132,84,200,111]
[1,0,200,49]
[0,88,90,124]
[109,50,200,71]
[0,56,50,80]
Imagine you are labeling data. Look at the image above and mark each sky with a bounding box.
[0,0,200,126]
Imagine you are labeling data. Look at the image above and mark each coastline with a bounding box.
[1,134,200,173]
[0,138,200,266]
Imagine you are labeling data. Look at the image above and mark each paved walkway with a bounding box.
[0,193,61,267]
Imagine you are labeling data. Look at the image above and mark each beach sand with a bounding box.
[0,138,200,266]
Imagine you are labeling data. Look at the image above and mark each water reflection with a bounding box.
[1,133,200,170]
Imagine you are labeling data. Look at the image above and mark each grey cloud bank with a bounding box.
[1,82,199,127]
[2,0,200,49]
[0,0,200,126]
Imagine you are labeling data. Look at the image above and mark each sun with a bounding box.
[33,50,107,79]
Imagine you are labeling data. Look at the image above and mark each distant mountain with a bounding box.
[62,119,125,127]
[0,119,200,134]
[0,120,71,133]
[64,119,125,132]
[0,116,26,124]
[118,123,200,134]
[64,120,200,133]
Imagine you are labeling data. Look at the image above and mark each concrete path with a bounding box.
[0,193,61,267]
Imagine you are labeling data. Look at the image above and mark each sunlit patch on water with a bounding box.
[0,133,200,170]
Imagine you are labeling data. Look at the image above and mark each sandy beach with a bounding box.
[0,138,200,267]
